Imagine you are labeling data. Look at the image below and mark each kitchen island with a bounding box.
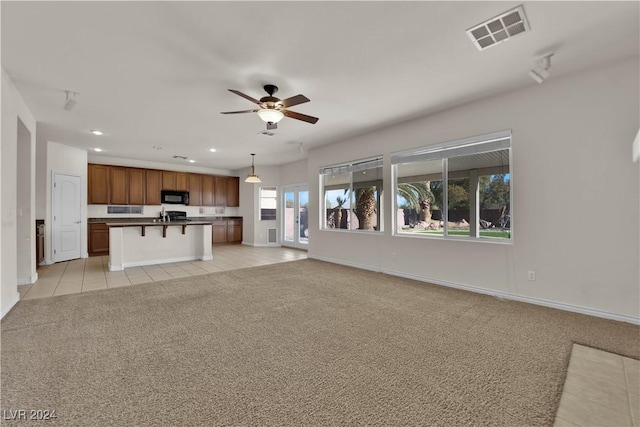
[107,219,214,271]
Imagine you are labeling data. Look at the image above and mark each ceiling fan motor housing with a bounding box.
[263,84,278,96]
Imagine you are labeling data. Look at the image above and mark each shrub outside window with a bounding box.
[393,130,511,241]
[259,186,277,221]
[321,156,383,231]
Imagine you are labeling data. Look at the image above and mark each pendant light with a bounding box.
[245,153,262,183]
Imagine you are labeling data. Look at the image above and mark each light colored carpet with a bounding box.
[2,259,638,426]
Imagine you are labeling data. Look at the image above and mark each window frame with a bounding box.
[392,130,513,243]
[320,156,384,233]
[259,186,278,221]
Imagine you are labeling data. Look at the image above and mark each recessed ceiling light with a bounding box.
[189,159,196,163]
[94,148,103,152]
[153,146,162,150]
[90,129,104,136]
[209,148,217,153]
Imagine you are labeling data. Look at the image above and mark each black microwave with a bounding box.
[161,190,189,205]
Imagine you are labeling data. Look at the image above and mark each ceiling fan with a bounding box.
[221,84,319,130]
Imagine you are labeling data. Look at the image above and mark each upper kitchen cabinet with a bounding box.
[214,176,226,207]
[176,173,189,191]
[145,170,162,205]
[88,164,110,204]
[128,168,145,205]
[226,176,240,207]
[88,163,240,207]
[162,171,176,190]
[110,167,128,204]
[201,175,214,206]
[188,174,202,206]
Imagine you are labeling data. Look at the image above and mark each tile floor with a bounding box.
[16,247,639,426]
[20,245,307,300]
[554,344,639,427]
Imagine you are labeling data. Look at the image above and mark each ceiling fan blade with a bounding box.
[220,109,258,114]
[284,110,319,124]
[280,94,310,108]
[266,122,278,130]
[228,89,260,105]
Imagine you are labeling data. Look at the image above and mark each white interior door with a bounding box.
[282,185,308,249]
[53,172,82,262]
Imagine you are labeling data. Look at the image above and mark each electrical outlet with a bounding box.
[527,271,536,281]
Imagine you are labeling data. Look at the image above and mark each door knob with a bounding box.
[75,220,81,224]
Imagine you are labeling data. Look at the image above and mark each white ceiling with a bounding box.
[2,1,638,170]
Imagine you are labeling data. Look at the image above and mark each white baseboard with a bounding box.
[1,293,20,319]
[200,255,213,261]
[17,273,38,285]
[242,241,281,248]
[310,255,640,325]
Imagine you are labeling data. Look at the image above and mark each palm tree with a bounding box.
[354,187,376,230]
[397,182,435,222]
[334,195,347,229]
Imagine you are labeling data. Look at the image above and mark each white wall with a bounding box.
[1,68,37,318]
[236,165,281,246]
[16,119,33,283]
[46,141,88,262]
[307,58,640,321]
[280,159,308,186]
[86,205,239,219]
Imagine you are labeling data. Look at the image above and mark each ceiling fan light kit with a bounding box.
[221,84,318,130]
[257,108,284,124]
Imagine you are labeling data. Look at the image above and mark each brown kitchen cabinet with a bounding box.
[128,168,145,205]
[145,169,162,205]
[88,163,240,207]
[88,164,110,204]
[188,174,202,206]
[36,222,45,265]
[212,219,243,244]
[227,219,243,243]
[226,176,240,207]
[89,223,110,255]
[201,175,214,206]
[162,171,176,190]
[110,167,128,204]
[176,173,189,191]
[212,221,228,244]
[214,176,227,206]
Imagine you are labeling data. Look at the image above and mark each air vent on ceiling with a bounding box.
[258,130,276,137]
[172,155,188,160]
[466,5,529,51]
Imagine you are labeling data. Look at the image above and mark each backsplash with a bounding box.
[88,204,239,218]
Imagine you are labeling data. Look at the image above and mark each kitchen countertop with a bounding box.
[105,220,217,227]
[89,216,242,223]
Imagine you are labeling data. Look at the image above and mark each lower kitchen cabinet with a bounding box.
[212,222,228,244]
[227,220,242,243]
[36,222,45,265]
[212,219,243,244]
[89,223,109,256]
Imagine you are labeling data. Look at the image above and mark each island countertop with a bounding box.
[90,216,242,223]
[105,219,216,227]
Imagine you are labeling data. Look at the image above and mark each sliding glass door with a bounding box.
[282,185,309,249]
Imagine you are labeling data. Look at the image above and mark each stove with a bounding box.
[165,211,190,221]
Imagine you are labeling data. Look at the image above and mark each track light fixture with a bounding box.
[63,90,79,111]
[529,53,554,84]
[245,153,262,183]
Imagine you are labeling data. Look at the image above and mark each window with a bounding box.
[259,186,277,220]
[320,156,383,231]
[393,130,511,240]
